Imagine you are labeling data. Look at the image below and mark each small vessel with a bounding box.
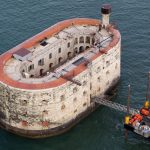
[124,113,150,138]
[124,73,150,139]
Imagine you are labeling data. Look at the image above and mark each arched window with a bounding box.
[74,47,78,54]
[40,69,44,76]
[67,52,72,59]
[30,75,34,78]
[85,46,90,50]
[58,48,61,53]
[49,63,53,69]
[106,61,110,67]
[28,64,34,71]
[22,100,27,105]
[61,104,66,110]
[38,59,44,66]
[92,38,95,45]
[67,42,70,48]
[83,91,87,96]
[79,46,84,53]
[79,36,84,43]
[43,110,48,115]
[58,57,63,63]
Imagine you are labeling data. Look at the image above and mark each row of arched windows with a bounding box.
[74,36,91,44]
[74,46,90,54]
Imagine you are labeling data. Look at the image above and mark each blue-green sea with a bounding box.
[0,0,150,149]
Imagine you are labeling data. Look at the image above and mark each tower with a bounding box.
[101,4,111,28]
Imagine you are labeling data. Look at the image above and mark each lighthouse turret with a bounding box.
[101,4,111,28]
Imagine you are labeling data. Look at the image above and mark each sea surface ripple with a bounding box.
[0,0,150,149]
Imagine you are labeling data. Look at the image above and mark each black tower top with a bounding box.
[101,4,111,14]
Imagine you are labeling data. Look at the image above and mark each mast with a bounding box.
[124,85,131,139]
[144,72,150,109]
[146,72,150,101]
[127,85,131,115]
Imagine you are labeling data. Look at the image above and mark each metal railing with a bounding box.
[93,96,139,115]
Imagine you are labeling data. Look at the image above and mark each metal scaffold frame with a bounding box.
[93,96,139,115]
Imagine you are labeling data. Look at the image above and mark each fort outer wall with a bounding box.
[0,18,121,138]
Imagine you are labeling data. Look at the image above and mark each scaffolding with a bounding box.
[93,96,139,115]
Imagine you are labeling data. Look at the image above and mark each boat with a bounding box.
[124,73,150,139]
[0,4,121,138]
[124,113,150,138]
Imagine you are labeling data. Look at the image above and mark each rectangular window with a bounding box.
[86,36,90,44]
[38,58,44,66]
[49,53,52,59]
[67,42,70,48]
[58,48,61,53]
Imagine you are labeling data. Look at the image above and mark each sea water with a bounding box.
[0,0,150,149]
